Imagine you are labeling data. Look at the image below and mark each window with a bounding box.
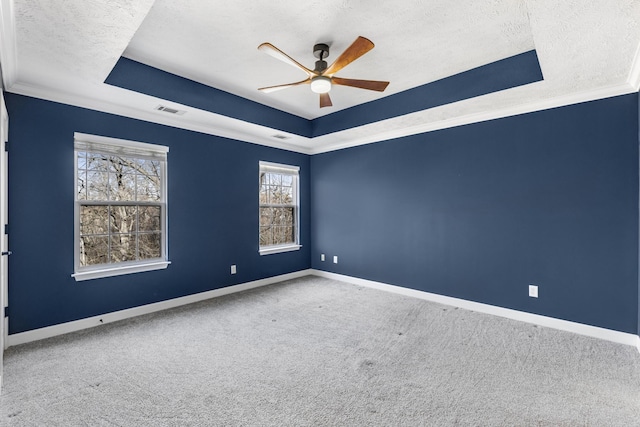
[259,161,300,255]
[73,133,169,281]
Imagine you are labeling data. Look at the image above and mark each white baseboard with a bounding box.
[311,270,640,351]
[6,269,313,348]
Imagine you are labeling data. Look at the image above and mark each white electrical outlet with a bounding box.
[231,265,237,275]
[529,284,538,298]
[333,256,338,264]
[321,254,325,261]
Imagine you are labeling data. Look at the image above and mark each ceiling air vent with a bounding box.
[271,134,290,140]
[154,105,186,115]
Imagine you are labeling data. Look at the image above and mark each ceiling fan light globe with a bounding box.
[310,76,332,94]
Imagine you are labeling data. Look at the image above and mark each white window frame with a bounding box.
[259,161,301,255]
[72,133,170,281]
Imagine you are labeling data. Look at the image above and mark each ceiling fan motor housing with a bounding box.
[314,60,328,72]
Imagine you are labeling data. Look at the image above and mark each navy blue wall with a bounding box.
[311,93,639,334]
[5,91,640,336]
[5,93,311,334]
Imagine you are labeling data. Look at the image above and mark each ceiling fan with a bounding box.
[257,36,389,108]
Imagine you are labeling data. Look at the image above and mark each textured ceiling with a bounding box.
[1,0,640,153]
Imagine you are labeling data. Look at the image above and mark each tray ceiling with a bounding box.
[1,0,639,153]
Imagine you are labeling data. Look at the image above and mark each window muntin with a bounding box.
[73,133,169,280]
[259,161,300,254]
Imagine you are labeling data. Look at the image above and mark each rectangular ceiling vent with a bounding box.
[154,105,186,115]
[271,134,291,140]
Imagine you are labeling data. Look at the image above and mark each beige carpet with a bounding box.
[1,276,639,426]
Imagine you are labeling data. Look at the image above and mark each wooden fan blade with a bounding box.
[332,77,389,92]
[258,78,311,93]
[323,36,375,76]
[258,43,315,77]
[320,92,333,108]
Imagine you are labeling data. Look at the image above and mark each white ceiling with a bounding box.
[1,0,640,154]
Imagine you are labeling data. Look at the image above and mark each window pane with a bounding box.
[80,205,109,235]
[110,234,136,263]
[271,207,282,226]
[136,174,161,201]
[284,226,294,243]
[259,226,273,246]
[271,227,281,245]
[139,159,160,176]
[270,173,282,186]
[271,185,283,204]
[273,207,293,226]
[77,151,87,171]
[281,175,293,186]
[87,171,109,200]
[110,206,137,234]
[273,227,286,245]
[77,170,87,200]
[80,235,109,267]
[87,154,109,171]
[139,206,161,232]
[110,156,137,175]
[259,182,268,204]
[260,207,273,226]
[139,233,161,259]
[270,185,282,204]
[281,185,293,204]
[109,173,136,201]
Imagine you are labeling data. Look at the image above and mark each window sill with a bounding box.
[259,244,302,256]
[72,261,171,282]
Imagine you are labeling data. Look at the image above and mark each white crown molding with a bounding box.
[7,81,314,154]
[628,41,640,91]
[6,269,313,348]
[0,0,17,89]
[308,82,636,154]
[312,270,640,351]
